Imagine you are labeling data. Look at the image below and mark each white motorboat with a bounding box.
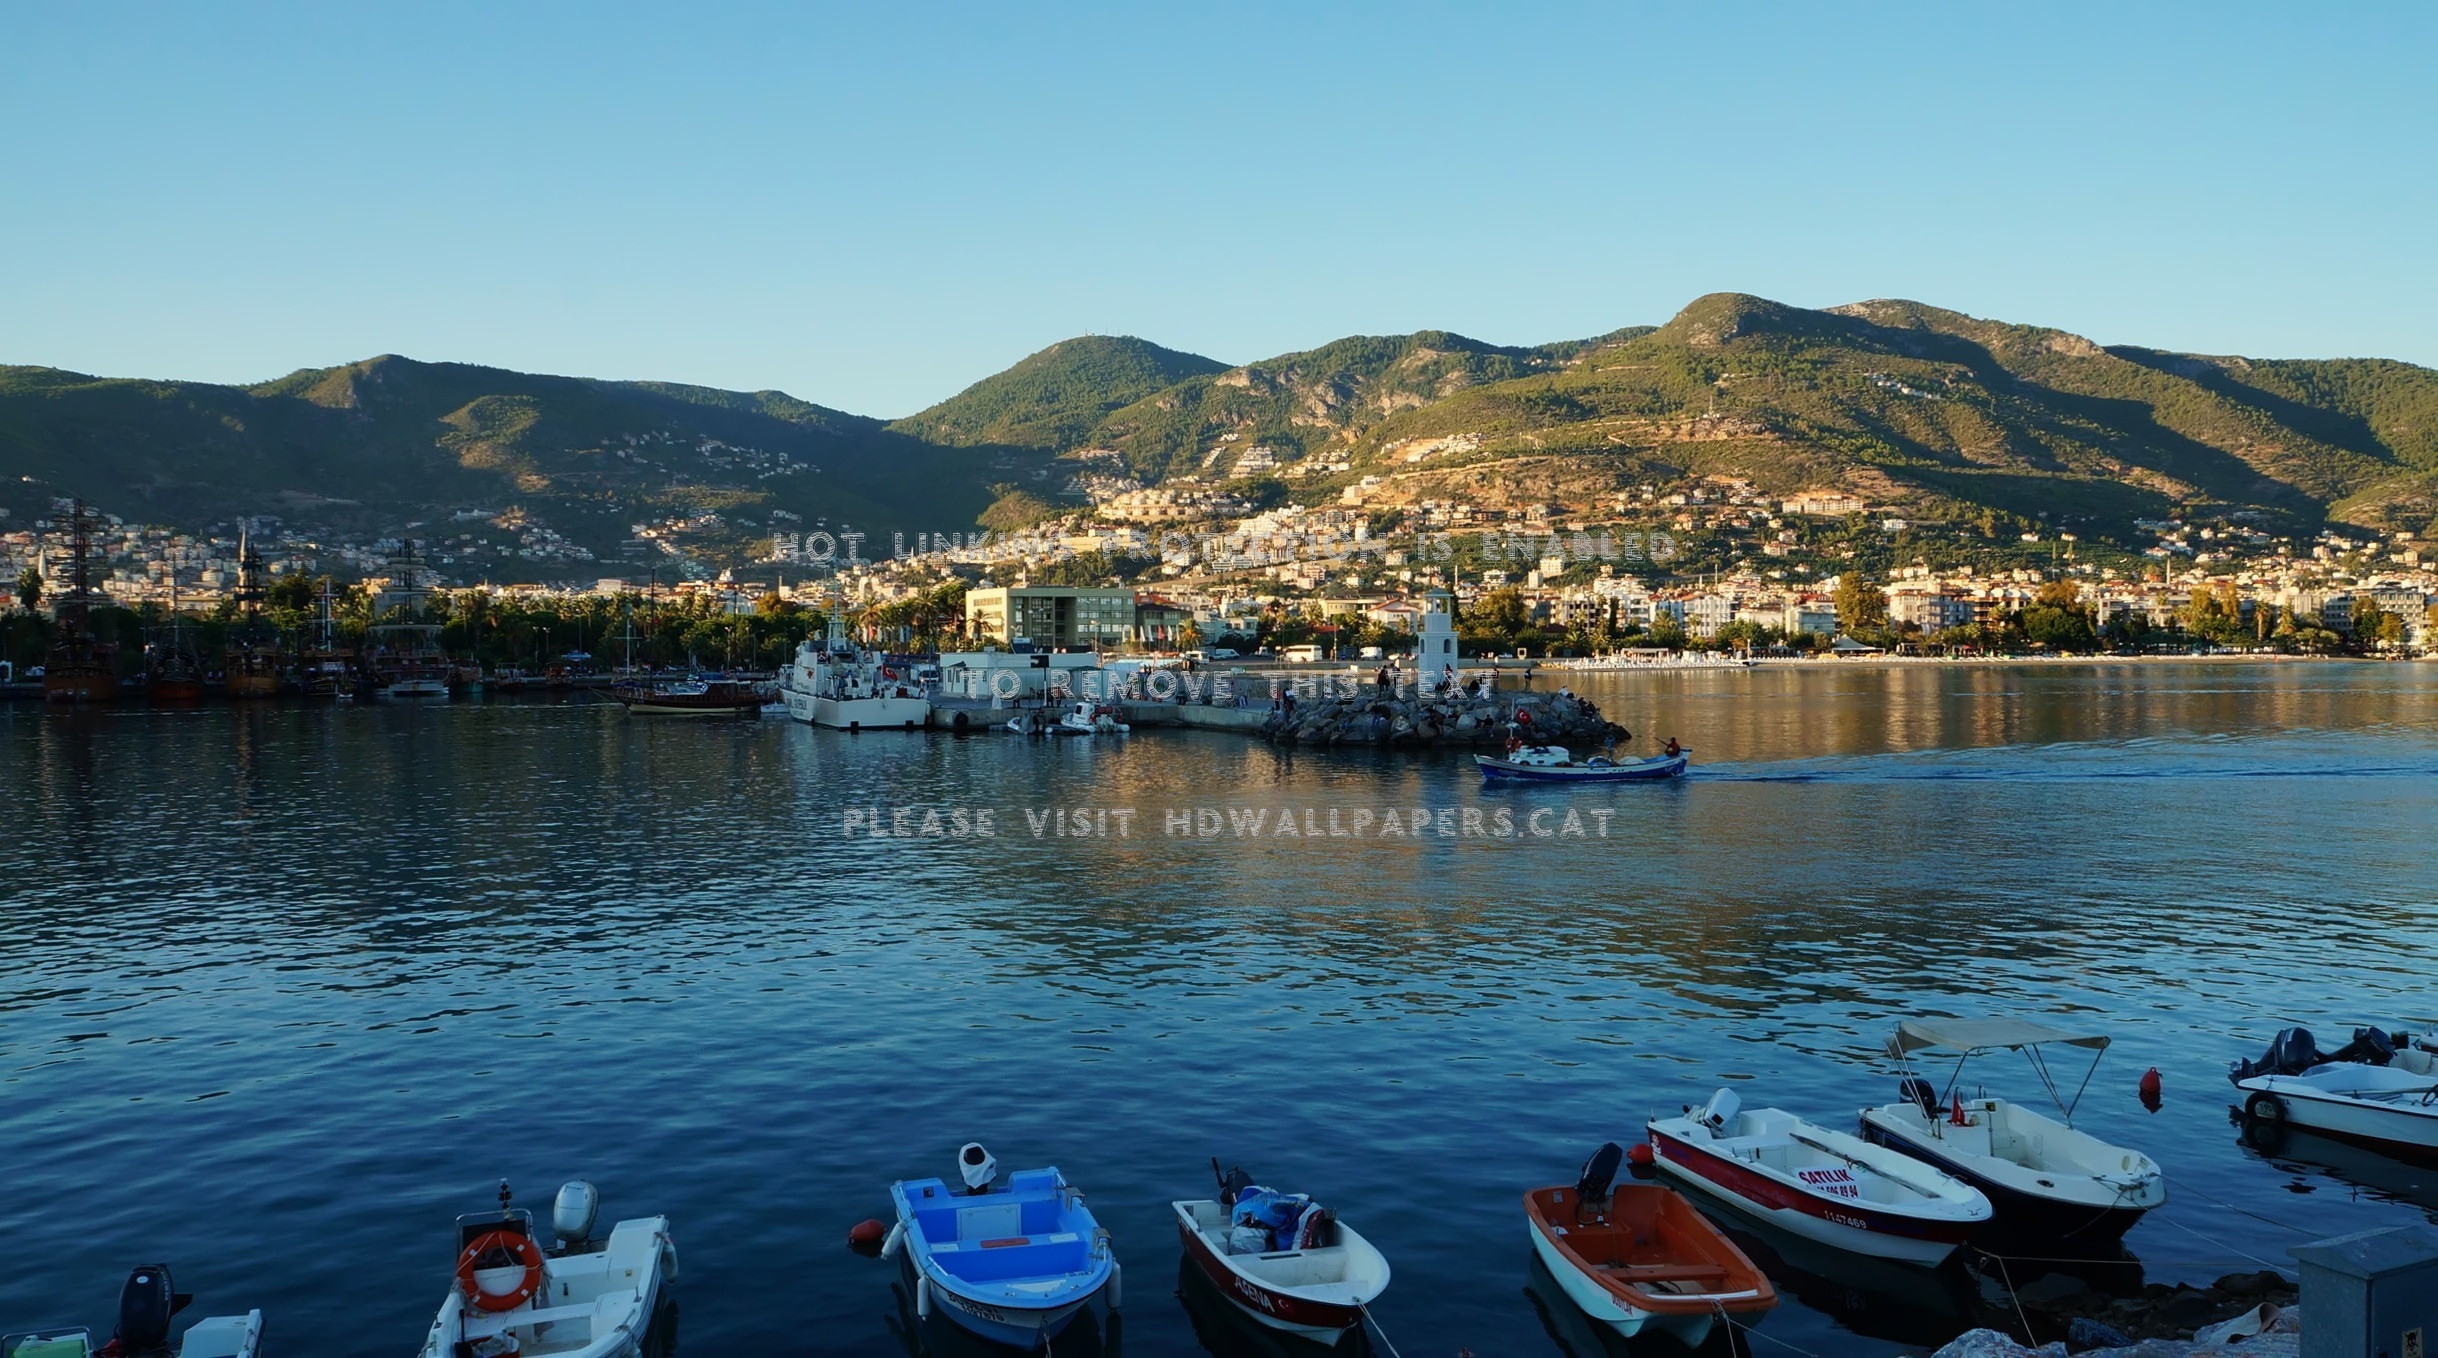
[1861,1018,2165,1245]
[2233,1027,2438,1158]
[418,1181,677,1358]
[4,1265,260,1358]
[779,615,930,732]
[1649,1089,1992,1265]
[1173,1162,1388,1342]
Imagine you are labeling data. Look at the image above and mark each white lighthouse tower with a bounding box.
[1418,589,1459,680]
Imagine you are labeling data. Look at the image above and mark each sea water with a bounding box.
[4,662,2435,1356]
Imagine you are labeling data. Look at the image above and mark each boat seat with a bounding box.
[1596,1264,1729,1282]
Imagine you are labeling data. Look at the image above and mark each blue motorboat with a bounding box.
[1476,744,1689,782]
[885,1144,1120,1349]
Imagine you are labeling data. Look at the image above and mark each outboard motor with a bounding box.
[1899,1077,1939,1117]
[958,1142,997,1194]
[2230,1028,2322,1084]
[2326,1027,2397,1066]
[1210,1159,1257,1210]
[1574,1142,1624,1210]
[553,1180,601,1251]
[114,1264,191,1358]
[1695,1087,1742,1134]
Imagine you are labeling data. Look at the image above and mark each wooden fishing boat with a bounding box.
[611,675,774,716]
[1525,1143,1775,1348]
[1174,1161,1389,1342]
[39,500,118,706]
[1475,745,1687,782]
[1650,1089,1990,1265]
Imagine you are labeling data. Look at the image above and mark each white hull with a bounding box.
[924,1279,1095,1348]
[2240,1073,2438,1153]
[1651,1154,1960,1266]
[1525,1218,1713,1346]
[419,1216,675,1358]
[782,688,930,729]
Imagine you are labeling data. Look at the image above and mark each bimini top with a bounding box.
[1887,1019,2110,1057]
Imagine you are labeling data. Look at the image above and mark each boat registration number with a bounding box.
[1795,1167,1861,1199]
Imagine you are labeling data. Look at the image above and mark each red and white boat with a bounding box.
[1649,1089,1991,1266]
[1173,1163,1390,1342]
[1525,1143,1776,1347]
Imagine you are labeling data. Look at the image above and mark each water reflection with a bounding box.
[2,664,2434,1358]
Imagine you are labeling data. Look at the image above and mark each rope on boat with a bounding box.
[1357,1302,1407,1358]
[2150,1213,2290,1271]
[2159,1171,2313,1236]
[1708,1304,1826,1358]
[1989,1252,2039,1346]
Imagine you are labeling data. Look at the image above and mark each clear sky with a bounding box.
[4,3,2432,417]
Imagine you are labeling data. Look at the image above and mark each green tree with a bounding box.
[2350,596,2400,649]
[17,567,41,613]
[1834,573,1886,630]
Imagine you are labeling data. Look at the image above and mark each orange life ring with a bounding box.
[456,1229,546,1312]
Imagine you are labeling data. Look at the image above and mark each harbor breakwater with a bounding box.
[1129,685,1628,749]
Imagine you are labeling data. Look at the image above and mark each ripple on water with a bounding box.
[2,665,2435,1356]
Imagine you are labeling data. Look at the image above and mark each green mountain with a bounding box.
[8,297,2433,579]
[0,355,1039,570]
[1297,294,2438,535]
[997,296,2435,538]
[888,335,1228,451]
[1076,327,1656,481]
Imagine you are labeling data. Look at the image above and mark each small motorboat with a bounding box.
[1861,1018,2165,1245]
[417,1180,677,1358]
[2232,1026,2438,1158]
[1173,1160,1389,1342]
[1059,702,1129,736]
[1475,745,1688,783]
[1525,1143,1776,1348]
[885,1144,1119,1350]
[4,1265,261,1358]
[1649,1089,1991,1266]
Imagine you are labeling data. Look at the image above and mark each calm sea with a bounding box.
[5,662,2436,1357]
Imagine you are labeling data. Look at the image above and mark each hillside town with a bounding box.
[5,471,2435,657]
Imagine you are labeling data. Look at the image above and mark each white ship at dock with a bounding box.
[780,615,932,731]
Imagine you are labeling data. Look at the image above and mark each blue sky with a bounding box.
[4,3,2432,416]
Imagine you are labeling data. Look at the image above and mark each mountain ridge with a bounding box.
[6,294,2434,578]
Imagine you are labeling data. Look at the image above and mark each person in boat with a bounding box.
[1664,736,1681,757]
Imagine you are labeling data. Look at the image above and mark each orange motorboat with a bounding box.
[1525,1143,1777,1348]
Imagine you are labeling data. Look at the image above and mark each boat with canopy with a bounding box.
[1860,1019,2165,1246]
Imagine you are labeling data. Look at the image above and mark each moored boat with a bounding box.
[1476,744,1687,782]
[1174,1161,1388,1342]
[2232,1026,2438,1159]
[3,1263,262,1358]
[884,1143,1118,1350]
[780,613,931,731]
[611,674,774,716]
[1861,1018,2164,1246]
[1525,1142,1775,1348]
[1649,1089,1991,1265]
[39,499,118,706]
[416,1180,676,1358]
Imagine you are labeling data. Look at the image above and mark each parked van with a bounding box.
[1278,644,1324,663]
